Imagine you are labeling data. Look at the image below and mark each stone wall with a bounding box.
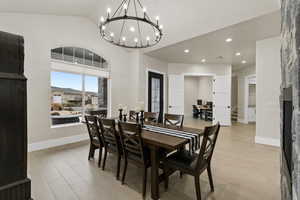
[281,0,300,199]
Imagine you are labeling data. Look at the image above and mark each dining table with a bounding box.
[91,117,204,200]
[131,122,204,200]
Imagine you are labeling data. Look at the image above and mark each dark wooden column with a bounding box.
[0,31,32,200]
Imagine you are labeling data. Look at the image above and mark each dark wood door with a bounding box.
[148,71,164,123]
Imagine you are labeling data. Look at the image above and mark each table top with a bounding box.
[126,120,203,150]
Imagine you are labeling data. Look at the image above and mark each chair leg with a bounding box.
[163,166,169,191]
[98,147,102,167]
[121,159,128,185]
[102,148,108,170]
[194,176,201,200]
[180,171,183,178]
[88,144,95,160]
[207,165,214,192]
[116,155,121,180]
[142,167,147,198]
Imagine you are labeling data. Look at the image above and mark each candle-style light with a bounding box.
[99,0,163,49]
[156,16,160,25]
[107,8,111,18]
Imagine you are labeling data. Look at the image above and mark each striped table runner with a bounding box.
[143,125,201,153]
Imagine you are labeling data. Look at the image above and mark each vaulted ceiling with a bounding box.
[0,0,280,51]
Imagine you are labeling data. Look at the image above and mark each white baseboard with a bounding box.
[28,134,89,152]
[255,136,280,147]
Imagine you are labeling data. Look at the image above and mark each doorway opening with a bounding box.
[245,75,256,124]
[148,71,164,123]
[184,75,213,125]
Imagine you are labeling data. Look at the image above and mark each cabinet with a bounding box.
[0,31,32,199]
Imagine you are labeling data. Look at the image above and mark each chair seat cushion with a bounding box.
[164,150,205,172]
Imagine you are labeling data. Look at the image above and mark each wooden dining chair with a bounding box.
[98,118,123,179]
[118,122,150,198]
[144,112,159,123]
[164,113,184,128]
[129,110,137,120]
[85,115,104,168]
[193,105,200,118]
[163,123,221,200]
[89,109,107,118]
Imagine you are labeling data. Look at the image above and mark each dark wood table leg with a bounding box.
[150,145,160,200]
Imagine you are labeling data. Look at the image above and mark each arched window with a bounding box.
[50,47,109,127]
[51,47,108,69]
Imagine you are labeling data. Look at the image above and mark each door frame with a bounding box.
[145,68,167,115]
[244,74,256,124]
[182,72,216,116]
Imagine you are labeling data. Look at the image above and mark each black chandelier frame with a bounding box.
[99,0,163,49]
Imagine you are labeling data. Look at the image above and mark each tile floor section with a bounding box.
[28,118,280,200]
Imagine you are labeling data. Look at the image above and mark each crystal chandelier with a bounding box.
[99,0,163,49]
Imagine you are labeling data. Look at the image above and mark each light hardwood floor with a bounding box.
[28,118,280,200]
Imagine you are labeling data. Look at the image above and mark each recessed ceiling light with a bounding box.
[184,49,190,53]
[201,59,206,63]
[242,60,247,64]
[235,52,241,56]
[226,38,233,43]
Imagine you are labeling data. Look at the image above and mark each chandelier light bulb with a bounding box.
[201,59,206,63]
[130,27,135,32]
[100,16,105,22]
[242,60,247,64]
[99,0,163,48]
[226,38,232,42]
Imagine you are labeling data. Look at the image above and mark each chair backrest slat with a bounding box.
[129,110,137,120]
[90,110,107,119]
[144,112,159,123]
[194,123,220,171]
[98,118,120,152]
[164,114,184,128]
[85,115,102,145]
[118,122,146,164]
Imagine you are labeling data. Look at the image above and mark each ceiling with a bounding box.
[0,0,280,51]
[146,11,281,70]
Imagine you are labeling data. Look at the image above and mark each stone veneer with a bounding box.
[281,0,300,200]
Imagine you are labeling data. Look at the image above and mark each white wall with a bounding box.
[0,13,139,144]
[256,37,281,146]
[184,77,199,116]
[139,54,168,112]
[198,76,213,102]
[168,63,231,76]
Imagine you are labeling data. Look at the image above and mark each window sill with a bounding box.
[51,122,83,129]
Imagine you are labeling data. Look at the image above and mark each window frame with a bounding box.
[50,59,111,128]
